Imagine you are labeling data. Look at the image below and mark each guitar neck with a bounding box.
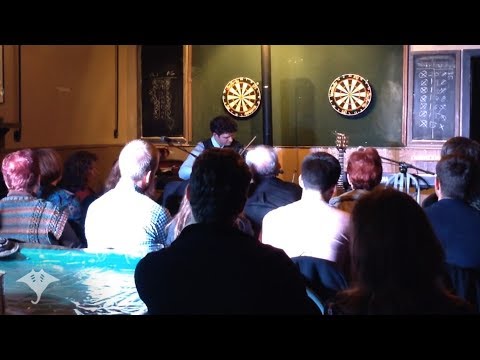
[337,150,346,190]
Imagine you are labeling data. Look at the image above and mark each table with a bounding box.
[0,244,146,315]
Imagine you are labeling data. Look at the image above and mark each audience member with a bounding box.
[135,148,319,314]
[165,193,254,245]
[329,147,383,213]
[326,187,473,315]
[36,148,85,247]
[425,155,480,269]
[422,136,480,210]
[262,151,351,273]
[0,173,8,199]
[85,139,171,256]
[103,148,169,205]
[0,149,81,248]
[103,159,120,194]
[244,145,302,239]
[59,150,100,229]
[161,179,189,216]
[178,115,242,180]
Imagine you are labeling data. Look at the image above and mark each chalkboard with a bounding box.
[140,46,184,138]
[409,52,460,143]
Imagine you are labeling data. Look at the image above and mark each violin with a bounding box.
[239,135,257,156]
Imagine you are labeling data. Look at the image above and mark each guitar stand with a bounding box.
[380,156,435,205]
[386,164,421,204]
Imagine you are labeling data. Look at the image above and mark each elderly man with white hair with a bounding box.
[85,139,171,257]
[244,145,302,240]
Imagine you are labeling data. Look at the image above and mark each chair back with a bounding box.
[306,286,325,314]
[444,262,480,312]
[291,256,349,307]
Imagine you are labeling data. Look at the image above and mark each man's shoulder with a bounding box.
[37,197,66,213]
[151,200,171,217]
[271,178,302,194]
[256,177,298,192]
[252,178,300,197]
[428,198,480,217]
[253,240,300,272]
[230,139,243,149]
[88,189,159,211]
[87,191,107,208]
[263,201,295,220]
[198,139,210,148]
[333,206,351,224]
[181,223,287,255]
[136,248,170,273]
[126,192,171,219]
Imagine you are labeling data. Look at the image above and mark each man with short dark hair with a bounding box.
[178,115,242,180]
[135,148,319,314]
[262,151,350,271]
[425,155,480,269]
[422,136,480,210]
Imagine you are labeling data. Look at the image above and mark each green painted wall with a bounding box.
[191,45,404,147]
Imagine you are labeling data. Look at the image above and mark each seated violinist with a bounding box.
[178,115,243,180]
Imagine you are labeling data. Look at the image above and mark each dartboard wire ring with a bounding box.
[328,74,372,116]
[222,77,261,118]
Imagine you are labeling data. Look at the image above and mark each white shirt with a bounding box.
[262,198,350,263]
[85,179,171,257]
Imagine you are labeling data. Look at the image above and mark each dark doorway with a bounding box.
[462,50,480,142]
[470,57,480,143]
[140,46,183,138]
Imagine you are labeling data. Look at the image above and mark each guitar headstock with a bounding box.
[335,132,349,152]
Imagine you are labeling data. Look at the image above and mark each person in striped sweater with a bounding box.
[0,149,81,248]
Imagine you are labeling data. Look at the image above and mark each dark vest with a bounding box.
[202,139,243,153]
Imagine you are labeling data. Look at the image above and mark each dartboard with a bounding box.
[328,74,372,116]
[222,77,261,118]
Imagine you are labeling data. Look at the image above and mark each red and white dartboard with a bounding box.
[328,73,372,116]
[222,77,261,118]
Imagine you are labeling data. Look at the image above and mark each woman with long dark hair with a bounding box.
[327,187,473,315]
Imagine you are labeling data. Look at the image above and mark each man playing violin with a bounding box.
[178,115,243,180]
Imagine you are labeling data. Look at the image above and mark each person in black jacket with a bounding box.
[425,155,480,270]
[135,148,319,315]
[244,145,302,239]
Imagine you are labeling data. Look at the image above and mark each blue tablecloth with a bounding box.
[0,245,146,315]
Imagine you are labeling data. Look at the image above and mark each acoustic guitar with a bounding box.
[334,132,350,194]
